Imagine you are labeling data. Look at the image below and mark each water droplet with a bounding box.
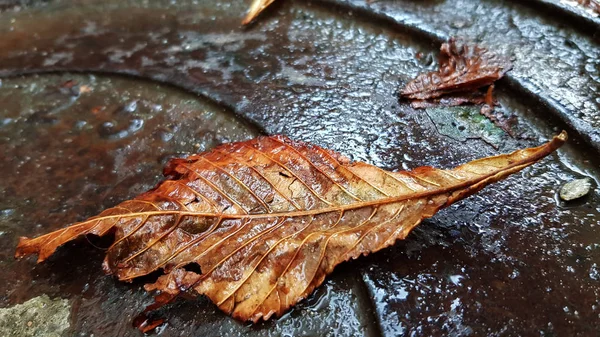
[98,121,117,138]
[1,118,12,127]
[123,100,138,113]
[0,209,15,217]
[128,118,144,133]
[449,275,463,285]
[590,263,599,281]
[160,131,174,142]
[74,120,87,130]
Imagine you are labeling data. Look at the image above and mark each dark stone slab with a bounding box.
[0,1,598,336]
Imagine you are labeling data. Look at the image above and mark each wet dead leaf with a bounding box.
[16,133,566,326]
[401,37,512,103]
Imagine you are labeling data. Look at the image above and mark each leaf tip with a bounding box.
[15,236,33,259]
[547,131,568,152]
[241,15,253,26]
[557,130,568,142]
[241,0,274,26]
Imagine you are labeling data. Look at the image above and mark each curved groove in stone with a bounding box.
[501,76,600,159]
[0,68,267,136]
[517,0,600,34]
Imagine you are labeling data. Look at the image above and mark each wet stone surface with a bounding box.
[0,0,599,336]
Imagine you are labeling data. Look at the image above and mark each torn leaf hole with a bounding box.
[182,262,202,274]
[85,232,116,251]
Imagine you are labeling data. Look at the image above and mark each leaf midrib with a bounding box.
[82,160,533,223]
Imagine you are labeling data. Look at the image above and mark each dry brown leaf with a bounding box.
[242,0,277,25]
[16,133,566,325]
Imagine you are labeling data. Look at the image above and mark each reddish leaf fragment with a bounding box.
[133,315,165,333]
[577,0,600,13]
[16,133,566,328]
[401,38,512,101]
[402,38,513,134]
[60,80,77,89]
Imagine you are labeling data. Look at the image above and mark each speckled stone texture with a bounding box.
[0,295,70,337]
